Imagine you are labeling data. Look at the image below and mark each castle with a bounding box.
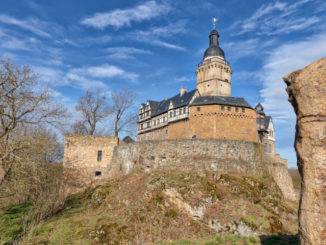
[137,27,275,154]
[62,24,294,200]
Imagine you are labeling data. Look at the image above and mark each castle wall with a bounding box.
[137,126,168,141]
[109,139,264,177]
[62,134,118,195]
[189,105,257,142]
[168,119,190,139]
[109,139,295,200]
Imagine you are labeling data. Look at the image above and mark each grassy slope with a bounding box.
[1,169,298,245]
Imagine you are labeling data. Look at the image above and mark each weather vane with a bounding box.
[212,17,218,29]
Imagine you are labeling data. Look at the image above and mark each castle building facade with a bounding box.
[137,27,275,153]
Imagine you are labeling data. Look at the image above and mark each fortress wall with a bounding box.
[62,134,118,195]
[109,139,296,200]
[138,126,168,141]
[168,120,190,139]
[109,139,264,177]
[189,105,257,142]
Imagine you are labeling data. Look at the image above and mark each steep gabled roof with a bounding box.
[149,89,197,117]
[191,96,252,108]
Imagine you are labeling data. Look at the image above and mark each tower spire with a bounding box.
[212,17,218,30]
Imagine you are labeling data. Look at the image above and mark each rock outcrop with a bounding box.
[283,57,326,245]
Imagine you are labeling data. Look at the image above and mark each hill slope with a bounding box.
[2,168,298,244]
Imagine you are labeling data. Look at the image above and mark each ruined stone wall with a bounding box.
[284,58,326,245]
[189,105,257,142]
[63,134,118,195]
[109,139,295,200]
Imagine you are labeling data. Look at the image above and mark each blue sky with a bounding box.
[1,0,326,168]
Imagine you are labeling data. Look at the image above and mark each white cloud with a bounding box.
[84,35,111,45]
[259,31,326,123]
[173,76,194,83]
[131,21,187,50]
[223,38,276,60]
[231,0,319,36]
[81,1,170,29]
[64,64,139,90]
[33,66,65,85]
[0,14,51,38]
[106,47,152,59]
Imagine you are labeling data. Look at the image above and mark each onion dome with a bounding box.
[203,29,225,59]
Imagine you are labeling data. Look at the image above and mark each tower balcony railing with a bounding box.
[198,58,230,67]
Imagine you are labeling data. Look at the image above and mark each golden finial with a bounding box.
[212,18,218,29]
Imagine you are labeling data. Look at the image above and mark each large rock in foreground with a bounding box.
[283,57,326,245]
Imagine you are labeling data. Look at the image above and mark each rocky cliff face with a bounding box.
[283,57,326,245]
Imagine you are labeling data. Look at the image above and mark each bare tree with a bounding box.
[0,59,66,162]
[111,88,137,138]
[74,89,112,135]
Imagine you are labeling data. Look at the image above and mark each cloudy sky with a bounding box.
[1,0,326,168]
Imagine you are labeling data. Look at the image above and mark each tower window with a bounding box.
[97,151,102,162]
[227,106,231,111]
[221,106,224,111]
[197,107,201,111]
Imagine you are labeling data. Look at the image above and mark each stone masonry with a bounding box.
[109,139,295,200]
[284,57,326,245]
[63,134,118,195]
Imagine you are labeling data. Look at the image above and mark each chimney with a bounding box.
[180,87,187,97]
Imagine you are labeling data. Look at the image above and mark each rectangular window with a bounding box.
[97,151,102,162]
[170,112,173,118]
[95,171,102,177]
[179,108,182,114]
[163,117,165,122]
[264,143,268,152]
[147,122,150,127]
[221,106,224,111]
[235,107,239,112]
[141,124,143,129]
[183,107,186,113]
[197,107,200,111]
[242,108,245,113]
[227,106,231,111]
[154,120,156,125]
[174,110,176,116]
[269,144,271,153]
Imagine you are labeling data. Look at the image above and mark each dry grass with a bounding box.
[13,168,298,244]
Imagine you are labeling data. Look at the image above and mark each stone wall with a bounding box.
[109,139,295,200]
[189,105,257,142]
[63,134,118,195]
[138,125,168,141]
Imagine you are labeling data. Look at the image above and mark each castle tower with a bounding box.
[196,24,232,96]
